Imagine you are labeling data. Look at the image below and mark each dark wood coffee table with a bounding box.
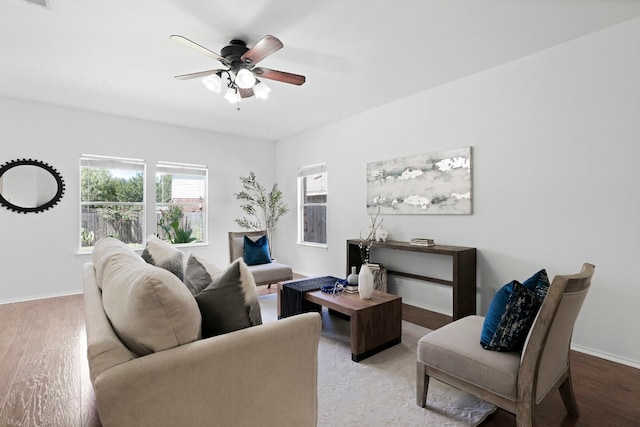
[279,283,402,362]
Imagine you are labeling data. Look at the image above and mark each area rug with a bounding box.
[259,294,496,426]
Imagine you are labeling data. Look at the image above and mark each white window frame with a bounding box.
[297,163,328,247]
[79,154,146,251]
[155,161,208,245]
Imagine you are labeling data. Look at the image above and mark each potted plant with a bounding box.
[234,171,289,258]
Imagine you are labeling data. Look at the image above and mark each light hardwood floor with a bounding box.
[0,290,638,426]
[0,294,100,427]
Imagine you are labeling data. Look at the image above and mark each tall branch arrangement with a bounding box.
[234,171,289,256]
[359,206,383,264]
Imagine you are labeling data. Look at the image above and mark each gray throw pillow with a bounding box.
[184,253,222,295]
[195,258,262,338]
[141,235,184,281]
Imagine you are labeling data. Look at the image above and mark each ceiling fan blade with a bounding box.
[238,87,254,99]
[174,70,223,80]
[253,67,306,86]
[241,35,283,66]
[170,35,228,65]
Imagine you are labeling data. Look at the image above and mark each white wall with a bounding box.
[275,18,640,367]
[0,97,274,303]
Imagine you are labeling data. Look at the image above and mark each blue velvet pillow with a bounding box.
[522,269,550,302]
[480,269,551,352]
[480,280,542,352]
[243,235,272,266]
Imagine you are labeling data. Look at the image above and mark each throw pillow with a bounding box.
[141,235,184,281]
[183,253,222,295]
[92,237,145,289]
[522,268,550,302]
[101,256,201,356]
[480,280,542,352]
[242,235,271,265]
[195,258,262,338]
[243,235,271,266]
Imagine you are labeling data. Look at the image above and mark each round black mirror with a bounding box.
[0,159,65,214]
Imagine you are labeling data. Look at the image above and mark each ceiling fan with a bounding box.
[170,34,306,106]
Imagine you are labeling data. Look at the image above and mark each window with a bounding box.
[80,155,145,250]
[298,163,327,245]
[156,162,207,244]
[80,157,208,251]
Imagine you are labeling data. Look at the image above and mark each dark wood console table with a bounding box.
[346,239,476,320]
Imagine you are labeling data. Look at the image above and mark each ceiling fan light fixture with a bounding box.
[172,34,306,108]
[235,68,256,89]
[202,73,222,93]
[224,87,241,103]
[253,81,271,100]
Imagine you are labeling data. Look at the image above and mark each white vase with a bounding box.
[358,264,374,300]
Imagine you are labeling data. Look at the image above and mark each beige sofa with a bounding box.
[83,239,321,427]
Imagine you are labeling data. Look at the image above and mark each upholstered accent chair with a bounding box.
[228,231,293,288]
[416,263,595,427]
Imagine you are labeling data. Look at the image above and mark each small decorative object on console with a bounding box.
[347,266,359,285]
[410,238,435,246]
[375,226,389,242]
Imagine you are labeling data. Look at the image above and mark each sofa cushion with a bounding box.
[92,237,144,289]
[184,253,222,295]
[243,235,271,265]
[101,249,201,356]
[480,280,541,352]
[195,258,262,338]
[141,235,184,280]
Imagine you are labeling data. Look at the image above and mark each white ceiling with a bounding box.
[2,0,640,141]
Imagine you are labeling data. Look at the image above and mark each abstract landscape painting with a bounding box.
[366,147,472,214]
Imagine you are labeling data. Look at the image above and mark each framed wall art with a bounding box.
[366,146,472,215]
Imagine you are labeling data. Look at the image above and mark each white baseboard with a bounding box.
[571,344,640,370]
[0,290,83,306]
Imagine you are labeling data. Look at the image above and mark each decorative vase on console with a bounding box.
[358,264,374,299]
[347,266,359,285]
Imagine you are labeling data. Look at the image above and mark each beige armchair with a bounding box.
[228,231,293,287]
[417,263,595,427]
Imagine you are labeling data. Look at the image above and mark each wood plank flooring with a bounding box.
[0,294,101,427]
[0,289,638,426]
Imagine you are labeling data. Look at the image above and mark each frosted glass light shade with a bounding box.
[253,81,271,100]
[224,87,240,103]
[235,68,256,89]
[202,73,222,93]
